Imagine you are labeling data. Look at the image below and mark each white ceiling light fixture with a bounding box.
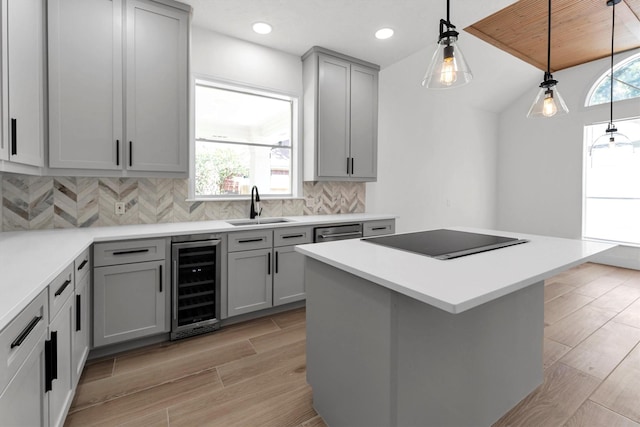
[252,22,272,35]
[375,28,394,40]
[422,0,472,89]
[526,0,568,118]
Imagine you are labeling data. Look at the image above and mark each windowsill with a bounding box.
[186,196,305,202]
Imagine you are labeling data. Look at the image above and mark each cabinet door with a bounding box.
[125,0,188,172]
[228,249,273,316]
[48,0,123,170]
[349,65,378,179]
[0,332,48,427]
[93,260,167,347]
[48,295,74,427]
[273,246,306,306]
[317,54,350,178]
[6,0,44,167]
[72,274,91,386]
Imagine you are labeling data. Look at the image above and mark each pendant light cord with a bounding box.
[547,0,552,75]
[446,0,450,24]
[609,1,615,126]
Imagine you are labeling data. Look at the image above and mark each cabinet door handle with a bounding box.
[275,251,279,274]
[159,264,163,293]
[10,316,42,349]
[76,294,81,332]
[112,248,149,256]
[282,234,304,239]
[351,157,355,175]
[173,260,178,320]
[55,279,72,297]
[10,118,17,155]
[77,259,88,271]
[238,238,263,244]
[267,252,271,275]
[129,141,133,167]
[116,140,120,166]
[45,331,58,393]
[346,157,350,174]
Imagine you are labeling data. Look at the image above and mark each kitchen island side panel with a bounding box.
[305,257,394,427]
[305,256,544,427]
[394,281,544,426]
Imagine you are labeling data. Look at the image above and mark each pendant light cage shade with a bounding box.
[422,36,473,89]
[527,83,569,118]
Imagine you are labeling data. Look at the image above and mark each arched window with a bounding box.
[586,53,640,107]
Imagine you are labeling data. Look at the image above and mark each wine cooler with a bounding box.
[171,234,222,340]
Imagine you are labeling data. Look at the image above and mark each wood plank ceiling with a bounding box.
[465,0,640,72]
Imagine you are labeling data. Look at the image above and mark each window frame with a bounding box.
[189,75,302,201]
[584,52,640,108]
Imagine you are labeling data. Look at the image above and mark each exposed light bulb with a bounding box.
[439,45,457,85]
[542,90,558,117]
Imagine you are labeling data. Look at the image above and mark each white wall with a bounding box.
[192,27,302,96]
[366,35,537,233]
[497,48,640,267]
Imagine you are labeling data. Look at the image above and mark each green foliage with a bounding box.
[195,147,248,196]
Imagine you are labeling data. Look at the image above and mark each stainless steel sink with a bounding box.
[227,217,292,226]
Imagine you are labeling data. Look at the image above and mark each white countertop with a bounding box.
[295,227,616,314]
[0,213,395,331]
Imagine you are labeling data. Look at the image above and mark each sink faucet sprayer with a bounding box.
[250,186,262,220]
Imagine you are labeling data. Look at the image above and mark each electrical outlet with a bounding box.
[115,202,125,215]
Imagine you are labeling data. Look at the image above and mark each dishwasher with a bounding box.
[171,234,223,340]
[314,223,363,242]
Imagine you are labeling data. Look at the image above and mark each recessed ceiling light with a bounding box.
[252,22,272,35]
[375,28,394,40]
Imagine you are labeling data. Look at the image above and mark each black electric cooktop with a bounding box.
[362,229,529,260]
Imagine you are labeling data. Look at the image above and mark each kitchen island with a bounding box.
[295,228,614,427]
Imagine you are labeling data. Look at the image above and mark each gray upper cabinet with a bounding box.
[302,47,379,182]
[48,0,189,175]
[1,0,45,168]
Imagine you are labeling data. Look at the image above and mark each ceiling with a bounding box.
[466,0,640,72]
[182,0,519,69]
[183,0,640,72]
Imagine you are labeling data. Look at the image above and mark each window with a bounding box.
[583,118,640,244]
[193,80,298,198]
[586,53,640,107]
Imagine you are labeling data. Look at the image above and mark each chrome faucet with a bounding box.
[250,186,262,219]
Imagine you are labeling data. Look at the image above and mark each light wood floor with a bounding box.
[67,262,640,427]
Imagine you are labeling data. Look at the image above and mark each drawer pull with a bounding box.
[112,248,150,256]
[371,226,388,231]
[10,316,42,349]
[55,279,71,297]
[282,234,304,239]
[238,238,264,244]
[77,259,88,271]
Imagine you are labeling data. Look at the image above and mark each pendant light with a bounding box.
[527,0,568,118]
[592,0,631,148]
[421,0,472,89]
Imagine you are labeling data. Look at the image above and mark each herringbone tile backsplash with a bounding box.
[0,175,365,232]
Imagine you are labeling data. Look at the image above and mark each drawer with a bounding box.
[228,229,273,252]
[94,238,167,267]
[74,247,91,282]
[274,226,313,247]
[0,289,48,395]
[49,264,74,322]
[363,220,396,237]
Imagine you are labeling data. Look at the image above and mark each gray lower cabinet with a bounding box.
[93,238,169,347]
[48,293,74,427]
[227,248,273,316]
[72,271,91,386]
[0,290,49,426]
[227,227,313,317]
[362,219,396,237]
[273,245,306,306]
